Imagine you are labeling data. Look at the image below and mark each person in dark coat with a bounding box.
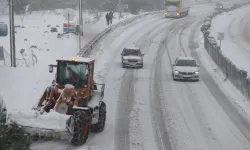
[109,11,114,24]
[105,13,109,25]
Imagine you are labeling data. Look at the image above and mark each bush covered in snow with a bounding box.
[0,123,32,150]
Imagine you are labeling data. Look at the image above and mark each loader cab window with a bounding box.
[57,61,88,88]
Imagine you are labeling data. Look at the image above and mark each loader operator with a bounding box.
[67,66,80,86]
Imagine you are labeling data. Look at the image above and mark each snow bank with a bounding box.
[210,5,250,77]
[195,30,250,126]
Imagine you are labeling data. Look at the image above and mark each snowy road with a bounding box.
[31,2,250,150]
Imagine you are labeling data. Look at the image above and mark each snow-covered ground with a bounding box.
[210,4,250,77]
[2,0,250,149]
[0,10,136,130]
[30,2,250,149]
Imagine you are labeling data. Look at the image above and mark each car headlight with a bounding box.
[195,71,199,74]
[175,70,179,74]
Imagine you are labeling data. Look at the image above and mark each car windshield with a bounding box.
[124,49,141,56]
[176,59,197,66]
[57,61,88,88]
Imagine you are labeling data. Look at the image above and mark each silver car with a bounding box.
[121,47,144,68]
[215,3,223,11]
[172,57,200,81]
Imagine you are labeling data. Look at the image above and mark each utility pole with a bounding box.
[78,0,83,51]
[67,12,70,33]
[118,0,121,19]
[9,0,16,67]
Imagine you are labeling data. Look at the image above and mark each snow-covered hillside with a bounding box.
[210,4,250,77]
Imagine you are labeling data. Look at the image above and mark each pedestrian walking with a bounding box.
[109,11,114,24]
[105,13,110,25]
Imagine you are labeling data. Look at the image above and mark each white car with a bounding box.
[172,57,200,81]
[121,47,144,68]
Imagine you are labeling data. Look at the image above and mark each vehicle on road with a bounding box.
[215,3,224,11]
[34,56,106,146]
[164,0,190,18]
[121,47,144,68]
[172,57,200,81]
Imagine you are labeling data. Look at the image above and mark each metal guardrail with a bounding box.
[200,1,250,101]
[76,11,161,57]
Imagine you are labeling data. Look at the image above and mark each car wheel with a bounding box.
[173,76,176,80]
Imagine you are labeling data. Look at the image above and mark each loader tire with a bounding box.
[70,110,90,145]
[91,101,106,133]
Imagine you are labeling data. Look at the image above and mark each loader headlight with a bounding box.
[177,13,180,16]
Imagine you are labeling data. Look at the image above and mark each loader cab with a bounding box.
[49,57,96,97]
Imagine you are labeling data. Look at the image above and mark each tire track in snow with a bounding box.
[151,18,217,149]
[142,19,195,150]
[114,17,173,150]
[129,21,175,150]
[147,21,181,150]
[116,70,136,150]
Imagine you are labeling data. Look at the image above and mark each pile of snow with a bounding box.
[209,4,250,77]
[0,10,136,130]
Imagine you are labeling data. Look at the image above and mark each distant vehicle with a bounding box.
[164,0,190,18]
[0,22,8,37]
[50,27,58,32]
[172,57,200,81]
[215,3,223,11]
[121,47,144,68]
